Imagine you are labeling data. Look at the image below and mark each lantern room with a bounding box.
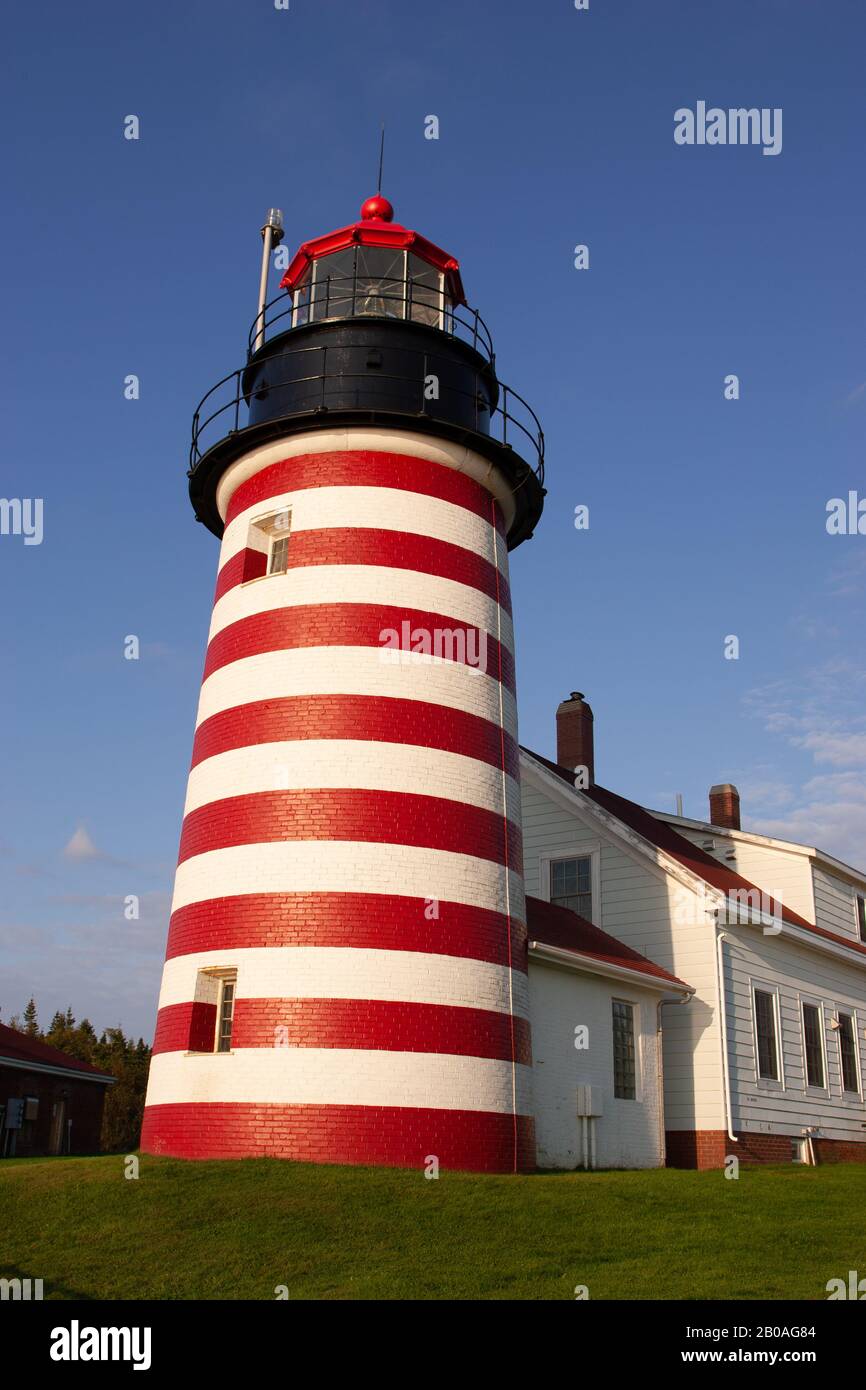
[279,195,465,331]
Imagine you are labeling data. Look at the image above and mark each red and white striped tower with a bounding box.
[141,195,545,1172]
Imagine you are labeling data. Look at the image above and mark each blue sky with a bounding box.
[2,0,865,1038]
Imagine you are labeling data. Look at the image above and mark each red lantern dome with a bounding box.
[279,195,466,305]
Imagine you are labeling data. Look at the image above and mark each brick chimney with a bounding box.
[556,692,594,785]
[709,783,740,831]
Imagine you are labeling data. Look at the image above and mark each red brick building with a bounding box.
[0,1024,114,1157]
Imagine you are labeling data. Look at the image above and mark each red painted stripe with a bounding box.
[153,998,531,1065]
[203,603,515,690]
[224,450,508,541]
[152,1002,216,1055]
[214,548,266,602]
[215,529,512,612]
[164,892,528,969]
[190,694,519,777]
[177,788,523,872]
[140,1101,535,1172]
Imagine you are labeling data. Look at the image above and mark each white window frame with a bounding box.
[798,994,829,1094]
[611,996,642,1103]
[214,975,236,1055]
[750,979,785,1091]
[834,1005,863,1101]
[540,842,602,927]
[188,967,237,1057]
[244,509,292,584]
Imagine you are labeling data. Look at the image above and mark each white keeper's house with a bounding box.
[522,692,866,1169]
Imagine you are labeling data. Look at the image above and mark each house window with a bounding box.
[216,978,235,1054]
[802,1003,825,1088]
[838,1012,860,1094]
[550,856,592,919]
[791,1137,807,1164]
[754,988,780,1082]
[857,896,866,944]
[612,1000,636,1100]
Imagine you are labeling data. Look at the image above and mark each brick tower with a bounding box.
[140,194,545,1171]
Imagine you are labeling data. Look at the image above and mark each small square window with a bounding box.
[246,510,291,581]
[192,969,237,1053]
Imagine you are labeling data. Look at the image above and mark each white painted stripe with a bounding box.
[183,739,522,822]
[208,563,515,654]
[145,1046,533,1113]
[214,428,517,534]
[221,485,506,579]
[157,946,530,1018]
[195,645,518,732]
[170,840,526,922]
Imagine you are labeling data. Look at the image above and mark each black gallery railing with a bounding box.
[189,339,545,491]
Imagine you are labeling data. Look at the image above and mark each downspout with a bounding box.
[715,928,737,1145]
[657,992,690,1166]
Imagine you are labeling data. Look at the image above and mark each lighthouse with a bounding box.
[140,194,545,1172]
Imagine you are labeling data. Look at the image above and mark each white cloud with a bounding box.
[62,825,104,862]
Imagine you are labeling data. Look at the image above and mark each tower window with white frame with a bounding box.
[215,977,236,1054]
[246,509,292,580]
[857,895,866,944]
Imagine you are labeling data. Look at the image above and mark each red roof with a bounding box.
[279,196,466,304]
[0,1023,114,1081]
[523,749,866,962]
[527,895,690,990]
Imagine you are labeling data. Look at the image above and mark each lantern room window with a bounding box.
[291,248,448,329]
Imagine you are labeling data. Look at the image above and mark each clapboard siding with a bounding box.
[722,923,866,1142]
[668,825,815,923]
[812,865,863,945]
[529,961,663,1168]
[521,777,724,1131]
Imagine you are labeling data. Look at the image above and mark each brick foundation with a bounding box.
[666,1128,866,1169]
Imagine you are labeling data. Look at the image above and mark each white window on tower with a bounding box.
[246,509,292,580]
[269,533,289,576]
[215,976,236,1054]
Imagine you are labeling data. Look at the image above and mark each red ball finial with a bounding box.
[360,194,394,222]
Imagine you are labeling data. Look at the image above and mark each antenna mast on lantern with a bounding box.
[253,207,285,352]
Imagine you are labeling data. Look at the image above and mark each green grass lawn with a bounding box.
[2,1154,863,1300]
